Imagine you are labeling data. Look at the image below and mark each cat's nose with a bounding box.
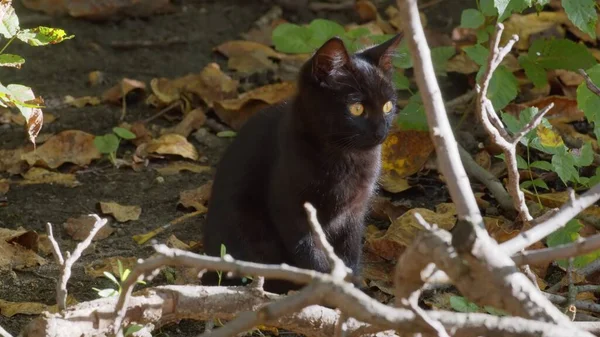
[373,124,388,142]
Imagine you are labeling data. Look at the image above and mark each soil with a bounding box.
[0,0,473,336]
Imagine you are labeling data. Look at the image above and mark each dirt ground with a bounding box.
[0,0,473,335]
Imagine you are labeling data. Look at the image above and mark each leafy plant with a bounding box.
[0,0,73,144]
[92,260,146,298]
[94,127,137,166]
[546,219,600,268]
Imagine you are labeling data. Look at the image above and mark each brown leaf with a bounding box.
[178,180,213,212]
[503,12,567,50]
[504,96,585,125]
[0,179,9,195]
[155,161,211,176]
[161,108,207,137]
[19,167,80,187]
[99,201,141,222]
[102,78,146,104]
[381,128,434,181]
[166,234,191,250]
[0,299,49,317]
[0,227,46,270]
[21,130,101,169]
[214,82,296,130]
[447,52,479,74]
[22,0,171,20]
[355,0,377,22]
[63,215,115,241]
[215,40,283,75]
[145,133,200,160]
[0,148,28,175]
[84,256,138,278]
[26,108,43,146]
[64,95,102,108]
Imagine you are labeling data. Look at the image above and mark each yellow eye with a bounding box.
[383,101,393,114]
[348,102,364,116]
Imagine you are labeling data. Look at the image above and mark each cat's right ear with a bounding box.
[312,37,351,79]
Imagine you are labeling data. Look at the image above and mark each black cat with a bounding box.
[202,34,402,293]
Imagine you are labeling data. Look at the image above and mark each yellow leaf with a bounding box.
[536,125,564,148]
[99,201,142,222]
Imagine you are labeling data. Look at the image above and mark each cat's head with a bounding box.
[297,34,402,150]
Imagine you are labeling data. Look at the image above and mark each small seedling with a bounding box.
[92,260,146,298]
[94,127,136,166]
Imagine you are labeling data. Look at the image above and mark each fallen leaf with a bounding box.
[366,208,456,260]
[0,179,9,195]
[37,234,53,256]
[161,107,207,137]
[0,299,49,317]
[84,256,138,278]
[504,96,584,125]
[155,161,211,176]
[555,69,584,87]
[102,78,146,104]
[378,171,411,193]
[484,216,518,243]
[0,148,28,175]
[18,167,79,187]
[0,227,46,270]
[21,0,171,19]
[166,234,191,250]
[447,52,480,74]
[63,95,101,108]
[63,215,115,241]
[474,150,491,171]
[99,201,141,222]
[178,181,213,212]
[11,112,55,126]
[503,12,567,50]
[88,70,105,86]
[214,81,296,130]
[145,133,200,160]
[214,40,283,75]
[21,130,101,169]
[355,0,378,22]
[381,128,434,180]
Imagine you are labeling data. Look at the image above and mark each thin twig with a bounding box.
[512,233,600,266]
[501,183,600,255]
[47,214,107,310]
[0,326,13,337]
[578,69,600,96]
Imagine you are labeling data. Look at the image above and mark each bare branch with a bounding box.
[0,326,13,337]
[397,0,483,227]
[49,214,107,311]
[511,103,554,144]
[578,68,600,96]
[512,233,600,266]
[544,291,600,314]
[304,202,350,279]
[501,183,600,255]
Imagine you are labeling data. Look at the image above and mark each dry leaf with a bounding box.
[0,179,9,195]
[214,81,296,130]
[355,0,377,22]
[37,234,53,256]
[155,161,211,176]
[447,52,479,74]
[21,130,101,169]
[166,234,191,250]
[88,70,105,86]
[0,148,28,175]
[378,171,411,193]
[102,78,146,104]
[381,128,434,180]
[63,215,114,241]
[505,96,584,125]
[0,227,46,270]
[145,133,200,160]
[0,299,49,317]
[503,12,567,50]
[99,201,141,222]
[178,180,213,212]
[19,167,80,187]
[214,40,283,75]
[366,208,456,260]
[84,256,138,278]
[161,108,207,137]
[64,95,101,108]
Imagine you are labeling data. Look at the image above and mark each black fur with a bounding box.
[201,35,402,294]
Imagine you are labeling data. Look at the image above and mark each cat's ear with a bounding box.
[312,37,351,78]
[360,33,403,72]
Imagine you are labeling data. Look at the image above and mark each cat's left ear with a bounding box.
[360,33,403,72]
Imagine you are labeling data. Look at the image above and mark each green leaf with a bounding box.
[552,150,579,184]
[392,41,412,69]
[496,153,528,169]
[124,324,144,337]
[562,0,597,39]
[345,27,370,39]
[461,9,485,28]
[0,54,25,68]
[480,0,498,16]
[0,3,20,38]
[16,27,74,46]
[308,19,346,49]
[113,127,136,140]
[4,84,40,121]
[590,167,600,187]
[547,219,583,247]
[95,288,118,298]
[216,130,237,138]
[573,142,594,167]
[518,54,547,88]
[463,44,489,66]
[431,46,456,75]
[476,30,490,44]
[398,94,428,131]
[501,107,549,146]
[103,271,120,286]
[393,72,411,90]
[520,178,549,190]
[272,23,313,54]
[486,66,518,110]
[577,65,600,140]
[530,160,553,171]
[493,0,512,20]
[449,296,480,313]
[529,39,596,71]
[220,243,227,258]
[484,306,509,316]
[94,134,119,154]
[117,260,124,279]
[496,0,533,21]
